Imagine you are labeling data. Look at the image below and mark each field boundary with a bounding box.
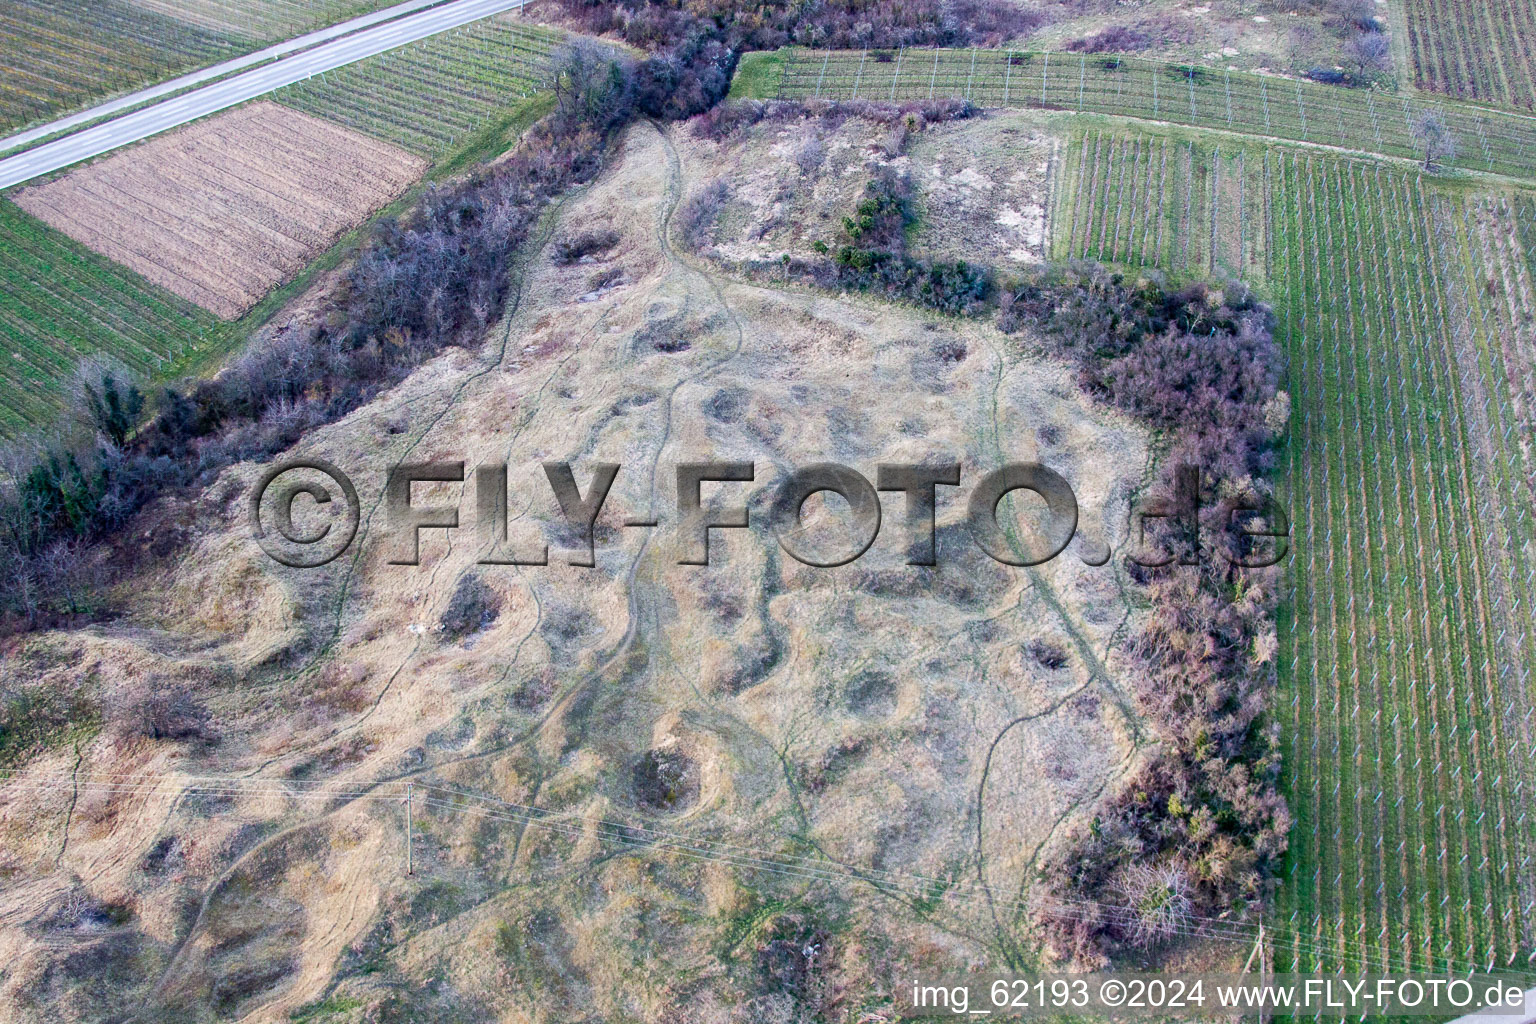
[737,48,1536,183]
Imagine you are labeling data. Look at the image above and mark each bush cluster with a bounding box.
[1012,265,1290,967]
[825,168,992,314]
[691,95,978,142]
[1065,25,1152,53]
[733,161,992,316]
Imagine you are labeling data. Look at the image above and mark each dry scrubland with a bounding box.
[13,103,426,319]
[0,121,1156,1020]
[1013,0,1360,75]
[706,109,1056,270]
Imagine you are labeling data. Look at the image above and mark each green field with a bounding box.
[0,0,239,136]
[1268,152,1536,973]
[1044,123,1536,972]
[1049,130,1267,283]
[0,200,234,436]
[272,17,563,157]
[0,0,427,139]
[1403,0,1536,111]
[737,47,1536,180]
[141,0,415,41]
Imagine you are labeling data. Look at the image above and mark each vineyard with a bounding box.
[272,15,563,157]
[1268,151,1536,973]
[739,48,1536,180]
[0,0,237,136]
[1403,0,1536,111]
[1049,130,1266,282]
[0,200,232,436]
[1034,114,1536,971]
[125,0,406,39]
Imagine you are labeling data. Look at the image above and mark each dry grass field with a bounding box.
[13,101,425,319]
[0,121,1153,1021]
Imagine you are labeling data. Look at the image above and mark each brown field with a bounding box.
[13,101,425,319]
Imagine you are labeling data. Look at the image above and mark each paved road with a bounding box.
[0,0,453,156]
[0,0,531,191]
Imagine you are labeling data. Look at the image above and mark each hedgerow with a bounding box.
[1010,264,1290,967]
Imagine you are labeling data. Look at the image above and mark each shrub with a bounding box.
[794,137,827,175]
[679,179,730,251]
[632,748,699,810]
[113,685,215,744]
[554,227,621,264]
[1028,639,1069,670]
[1066,25,1152,53]
[70,358,144,449]
[1343,30,1390,77]
[438,574,500,639]
[841,168,914,249]
[1333,0,1380,31]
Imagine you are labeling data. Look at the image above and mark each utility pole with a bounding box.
[1241,922,1266,1024]
[405,782,413,876]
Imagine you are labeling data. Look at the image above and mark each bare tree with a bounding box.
[1334,0,1379,30]
[112,685,215,743]
[794,137,826,175]
[1114,861,1194,946]
[1412,110,1457,171]
[1344,30,1390,76]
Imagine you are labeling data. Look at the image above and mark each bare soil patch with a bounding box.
[14,102,425,319]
